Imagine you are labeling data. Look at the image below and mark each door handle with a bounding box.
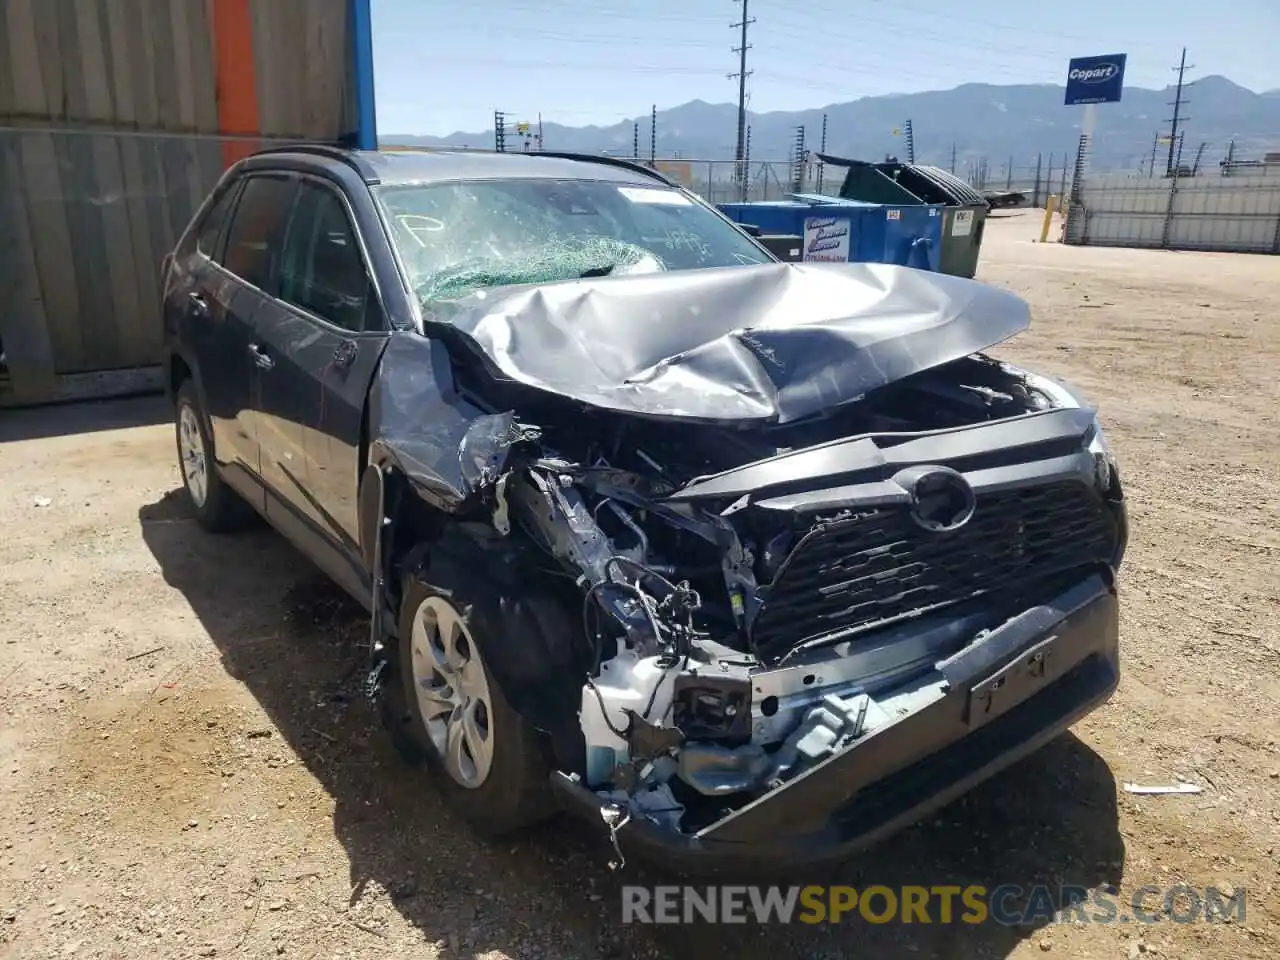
[187,292,209,316]
[247,342,275,371]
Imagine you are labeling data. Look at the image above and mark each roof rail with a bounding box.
[529,151,676,187]
[249,142,381,184]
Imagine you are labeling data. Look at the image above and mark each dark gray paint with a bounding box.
[367,333,531,512]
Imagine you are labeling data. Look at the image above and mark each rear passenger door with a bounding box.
[253,176,389,603]
[165,178,246,465]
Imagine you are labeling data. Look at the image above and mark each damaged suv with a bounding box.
[162,146,1127,874]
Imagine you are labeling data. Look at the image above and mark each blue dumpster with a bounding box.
[718,196,944,272]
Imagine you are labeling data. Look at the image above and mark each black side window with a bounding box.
[222,174,297,294]
[278,181,374,332]
[196,181,241,260]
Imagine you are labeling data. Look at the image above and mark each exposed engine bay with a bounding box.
[481,354,1124,837]
[363,261,1128,856]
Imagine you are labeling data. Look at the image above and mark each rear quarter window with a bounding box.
[195,181,242,261]
[221,174,298,293]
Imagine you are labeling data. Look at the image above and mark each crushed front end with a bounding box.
[502,359,1126,874]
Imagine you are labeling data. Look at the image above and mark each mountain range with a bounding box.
[385,76,1280,177]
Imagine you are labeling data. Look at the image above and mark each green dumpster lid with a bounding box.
[817,154,988,208]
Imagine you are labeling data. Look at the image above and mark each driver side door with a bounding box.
[254,175,389,605]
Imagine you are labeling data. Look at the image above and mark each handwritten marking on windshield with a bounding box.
[662,229,712,260]
[398,214,445,247]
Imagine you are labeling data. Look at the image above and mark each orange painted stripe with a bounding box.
[210,0,261,168]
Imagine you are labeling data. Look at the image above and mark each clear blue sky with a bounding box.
[371,0,1278,135]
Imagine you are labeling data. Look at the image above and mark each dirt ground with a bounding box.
[1,211,1278,960]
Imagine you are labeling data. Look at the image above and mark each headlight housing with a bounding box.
[1088,423,1118,493]
[1012,368,1118,495]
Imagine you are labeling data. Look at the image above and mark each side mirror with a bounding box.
[739,223,762,237]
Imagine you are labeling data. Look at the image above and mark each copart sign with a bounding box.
[1064,53,1127,105]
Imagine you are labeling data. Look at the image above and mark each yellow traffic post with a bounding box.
[1039,195,1059,243]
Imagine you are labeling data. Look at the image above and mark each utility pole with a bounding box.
[494,111,506,152]
[790,125,806,194]
[816,113,828,193]
[1165,47,1193,176]
[650,104,657,164]
[632,122,639,160]
[1070,135,1089,204]
[1191,140,1207,176]
[950,143,956,174]
[729,0,754,196]
[1148,132,1160,177]
[903,119,915,164]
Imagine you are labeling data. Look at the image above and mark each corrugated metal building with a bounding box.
[1,0,376,405]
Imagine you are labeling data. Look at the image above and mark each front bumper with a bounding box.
[551,574,1120,877]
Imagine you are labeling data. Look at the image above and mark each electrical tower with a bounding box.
[729,0,755,196]
[816,113,828,193]
[1165,47,1193,176]
[903,119,915,165]
[1191,140,1207,176]
[790,126,806,194]
[650,104,657,164]
[494,111,507,153]
[1070,133,1089,204]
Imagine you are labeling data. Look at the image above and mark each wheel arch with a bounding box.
[394,518,589,774]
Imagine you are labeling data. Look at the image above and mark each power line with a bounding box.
[465,2,723,24]
[779,0,1172,52]
[1166,47,1194,175]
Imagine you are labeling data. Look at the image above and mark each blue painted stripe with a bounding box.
[350,0,377,149]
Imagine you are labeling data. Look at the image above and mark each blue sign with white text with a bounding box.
[1064,54,1127,105]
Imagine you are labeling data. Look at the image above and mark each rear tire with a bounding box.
[384,537,559,837]
[174,379,250,533]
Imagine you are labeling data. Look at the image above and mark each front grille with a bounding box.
[750,480,1118,662]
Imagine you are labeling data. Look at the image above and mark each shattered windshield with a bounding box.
[374,178,772,302]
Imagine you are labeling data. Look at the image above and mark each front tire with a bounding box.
[386,550,558,837]
[174,379,249,533]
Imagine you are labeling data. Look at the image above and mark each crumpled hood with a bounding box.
[426,261,1031,424]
